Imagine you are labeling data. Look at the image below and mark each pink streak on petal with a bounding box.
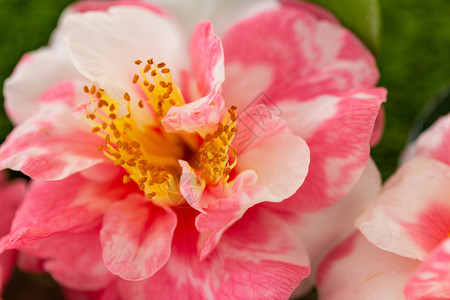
[162,21,225,135]
[405,238,450,299]
[39,81,76,106]
[20,230,114,291]
[0,170,127,253]
[0,104,105,180]
[317,232,419,300]
[222,6,379,109]
[100,194,177,280]
[281,0,340,24]
[276,88,386,212]
[72,0,165,16]
[316,232,358,286]
[117,207,310,299]
[409,113,450,166]
[402,202,450,255]
[357,158,450,261]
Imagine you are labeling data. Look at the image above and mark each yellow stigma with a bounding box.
[84,59,238,206]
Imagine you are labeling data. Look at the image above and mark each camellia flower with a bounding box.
[0,0,385,298]
[0,173,26,297]
[317,113,450,299]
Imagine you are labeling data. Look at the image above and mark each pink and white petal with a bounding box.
[162,93,225,135]
[100,194,177,280]
[405,113,450,166]
[237,131,310,200]
[317,232,419,300]
[195,170,269,259]
[4,42,84,124]
[147,0,277,37]
[275,88,386,212]
[19,230,114,291]
[117,206,309,299]
[162,21,225,135]
[222,5,379,109]
[357,158,450,261]
[281,1,339,24]
[63,6,185,118]
[190,21,224,96]
[0,169,128,253]
[405,238,450,299]
[290,158,382,297]
[0,103,105,180]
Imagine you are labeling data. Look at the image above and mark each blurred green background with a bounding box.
[0,0,449,299]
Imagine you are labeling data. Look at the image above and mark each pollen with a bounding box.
[195,106,238,185]
[83,58,237,206]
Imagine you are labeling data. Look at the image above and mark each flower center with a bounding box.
[83,59,237,206]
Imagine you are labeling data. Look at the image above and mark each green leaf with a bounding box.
[305,0,381,54]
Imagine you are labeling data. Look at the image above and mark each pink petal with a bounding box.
[100,194,177,280]
[0,103,105,180]
[222,5,379,109]
[281,1,339,24]
[63,284,120,300]
[19,230,114,291]
[406,113,450,166]
[405,238,450,299]
[317,232,419,300]
[370,105,385,146]
[0,175,26,237]
[162,21,225,135]
[0,174,25,293]
[16,253,45,274]
[194,170,268,259]
[357,158,450,260]
[117,206,310,299]
[290,159,382,297]
[0,169,127,252]
[275,88,386,212]
[0,250,17,294]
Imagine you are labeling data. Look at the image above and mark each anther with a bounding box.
[161,68,170,74]
[132,74,139,84]
[157,62,166,68]
[123,92,131,101]
[83,86,90,93]
[135,60,142,65]
[144,64,151,73]
[91,127,101,134]
[138,100,144,108]
[90,85,96,95]
[123,175,131,184]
